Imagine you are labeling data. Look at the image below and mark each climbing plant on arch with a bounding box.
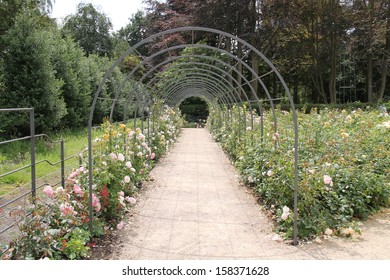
[87,27,300,244]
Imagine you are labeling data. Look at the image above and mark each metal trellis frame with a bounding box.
[87,26,300,245]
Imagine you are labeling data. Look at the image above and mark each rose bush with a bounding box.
[5,104,184,259]
[209,105,390,240]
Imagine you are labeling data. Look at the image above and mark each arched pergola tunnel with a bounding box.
[87,27,300,245]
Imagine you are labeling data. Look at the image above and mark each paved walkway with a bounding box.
[111,128,390,260]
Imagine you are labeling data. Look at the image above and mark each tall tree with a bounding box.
[0,13,66,135]
[0,0,55,50]
[348,0,390,102]
[51,34,91,128]
[62,3,113,57]
[378,0,390,101]
[116,10,148,56]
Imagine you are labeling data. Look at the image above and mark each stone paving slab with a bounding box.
[111,128,390,260]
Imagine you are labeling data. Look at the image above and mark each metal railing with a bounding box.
[0,108,81,251]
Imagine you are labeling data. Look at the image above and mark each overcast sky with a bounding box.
[51,0,145,31]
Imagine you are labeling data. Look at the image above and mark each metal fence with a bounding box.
[0,108,81,250]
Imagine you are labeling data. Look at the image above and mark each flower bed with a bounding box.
[209,105,390,240]
[4,105,184,259]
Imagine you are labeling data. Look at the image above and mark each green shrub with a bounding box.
[209,105,390,239]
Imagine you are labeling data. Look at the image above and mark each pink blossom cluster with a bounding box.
[73,185,85,197]
[92,193,101,212]
[59,202,77,216]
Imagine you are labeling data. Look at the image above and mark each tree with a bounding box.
[117,11,148,55]
[0,0,55,50]
[0,13,66,135]
[352,0,389,102]
[62,3,113,57]
[144,0,193,54]
[51,34,91,128]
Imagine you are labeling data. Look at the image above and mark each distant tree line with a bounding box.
[0,0,389,137]
[142,0,390,104]
[0,1,142,137]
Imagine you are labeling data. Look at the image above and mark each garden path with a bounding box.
[109,128,390,260]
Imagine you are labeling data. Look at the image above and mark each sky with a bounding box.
[51,0,146,31]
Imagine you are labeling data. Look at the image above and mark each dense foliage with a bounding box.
[0,2,136,138]
[144,0,390,104]
[179,97,209,123]
[1,0,389,137]
[4,105,184,259]
[208,105,390,239]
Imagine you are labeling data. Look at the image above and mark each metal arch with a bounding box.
[115,43,275,116]
[138,44,278,132]
[115,43,278,140]
[145,56,245,101]
[153,68,240,104]
[108,44,225,119]
[142,64,235,108]
[145,60,254,111]
[107,45,267,151]
[174,88,216,105]
[108,79,145,122]
[90,27,292,126]
[109,44,271,125]
[142,59,254,126]
[142,68,235,109]
[139,54,264,133]
[161,75,237,106]
[175,90,214,106]
[168,80,248,137]
[171,90,216,108]
[164,78,233,106]
[168,83,228,107]
[142,55,258,106]
[88,26,300,245]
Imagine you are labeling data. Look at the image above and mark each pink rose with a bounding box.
[109,152,117,160]
[323,175,333,185]
[59,203,77,216]
[92,193,101,212]
[73,185,84,197]
[118,153,125,161]
[117,221,124,230]
[125,196,137,204]
[43,185,54,198]
[69,171,79,179]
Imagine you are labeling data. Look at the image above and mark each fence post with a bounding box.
[29,108,36,200]
[60,139,65,188]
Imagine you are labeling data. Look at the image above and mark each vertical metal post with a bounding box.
[88,125,93,233]
[251,112,254,146]
[60,139,65,188]
[134,104,138,131]
[243,107,247,130]
[260,111,264,142]
[29,108,36,200]
[152,104,155,135]
[147,106,151,148]
[237,106,241,140]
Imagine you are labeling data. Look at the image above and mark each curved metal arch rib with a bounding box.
[87,26,299,245]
